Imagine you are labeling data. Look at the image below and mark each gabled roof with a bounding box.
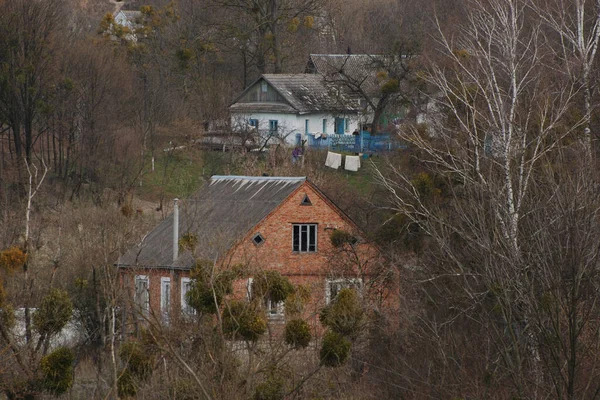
[114,10,142,26]
[117,176,306,270]
[230,74,362,114]
[263,74,361,113]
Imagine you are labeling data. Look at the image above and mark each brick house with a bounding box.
[116,175,395,329]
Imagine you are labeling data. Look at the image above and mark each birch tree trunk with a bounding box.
[530,0,600,160]
[374,0,600,396]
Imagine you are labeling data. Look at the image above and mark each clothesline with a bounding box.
[325,151,361,172]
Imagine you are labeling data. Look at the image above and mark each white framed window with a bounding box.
[181,277,195,315]
[292,224,317,252]
[247,278,253,300]
[265,296,284,319]
[325,278,362,304]
[134,275,150,314]
[161,277,171,322]
[247,278,284,318]
[322,118,327,133]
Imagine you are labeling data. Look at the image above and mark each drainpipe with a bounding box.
[173,198,179,263]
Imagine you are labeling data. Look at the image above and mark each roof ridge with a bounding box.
[211,175,306,181]
[309,54,381,57]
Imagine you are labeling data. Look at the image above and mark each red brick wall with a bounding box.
[226,182,392,319]
[121,181,398,332]
[121,267,189,321]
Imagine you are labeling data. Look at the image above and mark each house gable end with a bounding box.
[225,181,371,275]
[230,77,296,110]
[240,79,290,104]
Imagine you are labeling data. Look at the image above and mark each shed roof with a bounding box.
[117,176,306,270]
[306,54,387,97]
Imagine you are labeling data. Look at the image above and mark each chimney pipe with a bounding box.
[173,198,179,262]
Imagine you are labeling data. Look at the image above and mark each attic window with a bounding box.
[300,194,312,206]
[252,233,265,246]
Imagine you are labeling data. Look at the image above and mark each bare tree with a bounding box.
[208,0,322,75]
[373,0,600,397]
[318,51,418,134]
[529,0,600,160]
[0,0,63,165]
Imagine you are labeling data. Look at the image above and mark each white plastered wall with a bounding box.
[231,111,364,145]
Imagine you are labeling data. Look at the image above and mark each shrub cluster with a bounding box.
[33,289,73,337]
[223,300,267,341]
[253,375,285,400]
[40,347,74,396]
[251,271,294,303]
[118,340,155,398]
[186,261,234,314]
[319,288,364,338]
[0,246,28,272]
[319,287,365,367]
[320,331,351,367]
[284,319,312,349]
[329,229,358,248]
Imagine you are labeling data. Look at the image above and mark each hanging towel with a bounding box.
[325,151,342,169]
[345,155,361,172]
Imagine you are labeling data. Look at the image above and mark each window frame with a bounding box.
[247,277,284,319]
[160,277,171,322]
[322,118,327,133]
[325,278,362,304]
[249,118,259,128]
[265,296,285,319]
[252,232,265,246]
[134,275,150,315]
[292,223,317,253]
[269,120,278,134]
[247,278,254,300]
[181,277,196,315]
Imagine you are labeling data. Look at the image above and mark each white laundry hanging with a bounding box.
[344,155,361,172]
[325,151,342,169]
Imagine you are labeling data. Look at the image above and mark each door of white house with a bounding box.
[335,118,345,134]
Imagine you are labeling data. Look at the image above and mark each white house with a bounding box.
[229,74,370,146]
[113,10,142,42]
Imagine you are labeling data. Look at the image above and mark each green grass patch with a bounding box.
[135,149,230,201]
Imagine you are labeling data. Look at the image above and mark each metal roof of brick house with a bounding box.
[116,176,306,270]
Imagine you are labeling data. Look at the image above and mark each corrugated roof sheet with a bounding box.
[117,176,305,269]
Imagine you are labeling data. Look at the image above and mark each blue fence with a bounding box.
[306,131,405,153]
